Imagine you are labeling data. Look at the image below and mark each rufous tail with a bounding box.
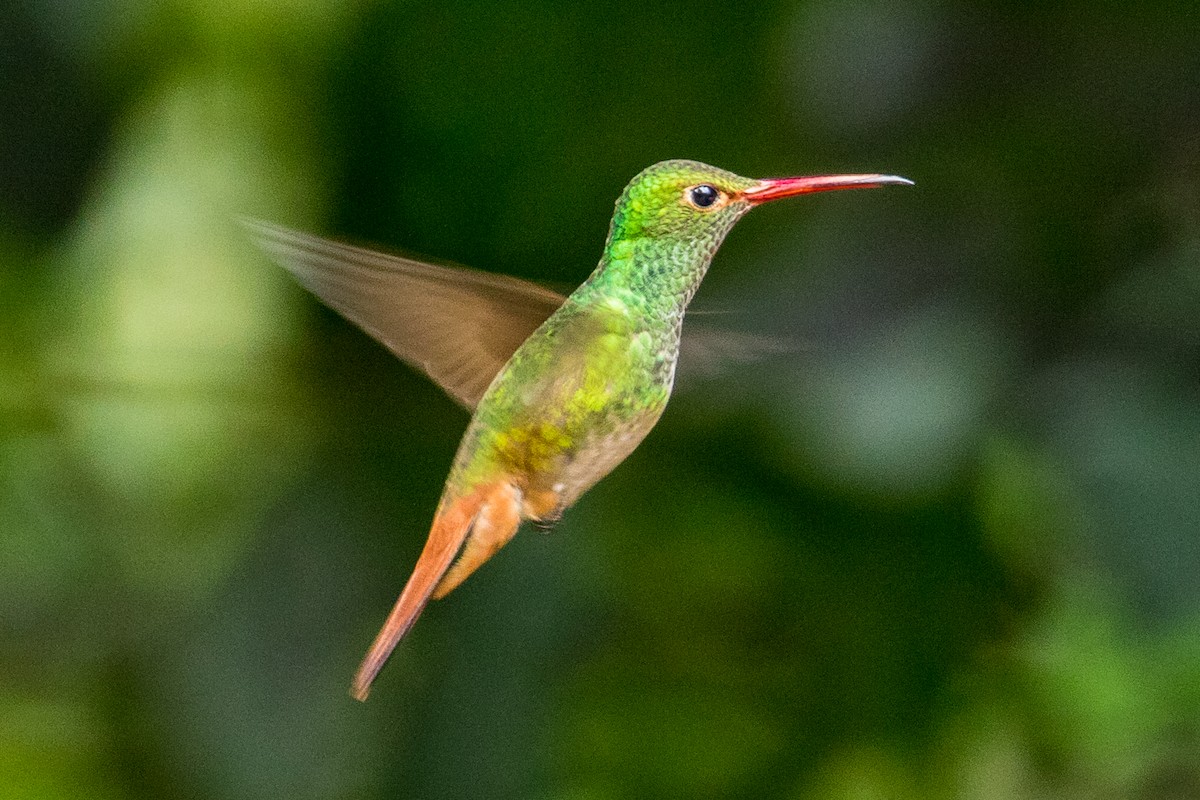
[350,481,522,701]
[433,483,521,599]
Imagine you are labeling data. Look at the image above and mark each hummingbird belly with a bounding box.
[548,403,667,509]
[460,367,672,521]
[467,384,669,520]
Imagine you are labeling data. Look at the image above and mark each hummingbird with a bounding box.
[247,159,911,700]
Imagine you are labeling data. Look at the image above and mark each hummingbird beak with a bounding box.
[741,174,914,204]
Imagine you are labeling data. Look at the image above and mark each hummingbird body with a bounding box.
[248,160,911,699]
[428,162,760,604]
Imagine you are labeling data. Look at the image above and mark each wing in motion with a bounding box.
[244,220,566,410]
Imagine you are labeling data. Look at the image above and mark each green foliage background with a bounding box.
[3,1,1199,797]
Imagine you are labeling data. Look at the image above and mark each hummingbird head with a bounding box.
[599,160,911,303]
[606,160,759,251]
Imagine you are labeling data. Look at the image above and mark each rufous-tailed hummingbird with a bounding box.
[248,159,911,700]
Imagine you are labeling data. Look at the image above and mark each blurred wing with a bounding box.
[245,220,566,410]
[677,322,804,383]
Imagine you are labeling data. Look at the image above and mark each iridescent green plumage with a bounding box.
[457,161,761,513]
[248,159,911,699]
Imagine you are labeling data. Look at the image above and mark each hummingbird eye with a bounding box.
[685,184,721,210]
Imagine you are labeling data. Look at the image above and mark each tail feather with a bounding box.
[350,481,524,701]
[433,483,522,599]
[350,489,486,701]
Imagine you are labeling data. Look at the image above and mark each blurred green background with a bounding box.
[3,0,1200,798]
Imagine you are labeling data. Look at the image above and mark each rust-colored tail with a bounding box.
[350,489,483,701]
[350,482,522,701]
[433,483,521,600]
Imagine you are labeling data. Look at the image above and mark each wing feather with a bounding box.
[244,220,565,410]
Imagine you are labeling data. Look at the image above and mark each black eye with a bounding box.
[688,184,720,209]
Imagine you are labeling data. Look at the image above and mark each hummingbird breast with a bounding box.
[448,291,679,520]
